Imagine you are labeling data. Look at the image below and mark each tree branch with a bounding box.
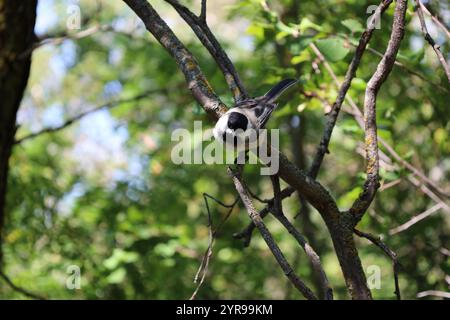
[123,0,372,299]
[354,229,401,300]
[0,269,46,300]
[164,0,248,102]
[414,0,450,83]
[389,203,444,235]
[228,166,317,300]
[350,0,408,222]
[123,0,227,118]
[308,0,394,179]
[233,186,296,246]
[308,52,449,206]
[123,0,342,238]
[269,174,332,299]
[418,1,450,39]
[200,0,207,23]
[190,194,238,300]
[417,290,450,299]
[235,175,333,299]
[13,90,158,145]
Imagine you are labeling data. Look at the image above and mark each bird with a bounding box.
[213,78,297,151]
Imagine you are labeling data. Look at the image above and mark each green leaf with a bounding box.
[298,17,323,32]
[315,38,350,62]
[341,19,365,33]
[246,24,265,40]
[289,36,315,54]
[352,78,367,91]
[107,268,126,284]
[291,50,311,64]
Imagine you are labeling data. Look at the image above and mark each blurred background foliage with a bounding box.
[1,0,449,299]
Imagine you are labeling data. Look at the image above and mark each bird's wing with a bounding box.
[234,98,259,109]
[233,98,277,129]
[255,103,277,129]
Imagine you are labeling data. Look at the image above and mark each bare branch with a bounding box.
[417,290,450,299]
[200,0,207,23]
[364,46,449,93]
[270,174,282,214]
[0,270,46,300]
[228,166,317,300]
[123,0,227,118]
[190,194,238,300]
[407,176,450,213]
[165,0,248,102]
[272,213,333,300]
[19,24,141,59]
[307,56,449,206]
[379,137,450,199]
[308,0,394,179]
[14,91,158,145]
[233,186,296,247]
[268,177,332,300]
[350,0,408,222]
[124,0,371,299]
[414,0,450,83]
[354,229,401,300]
[418,1,450,39]
[235,175,333,299]
[389,203,444,235]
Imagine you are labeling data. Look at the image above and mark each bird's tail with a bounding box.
[263,78,297,103]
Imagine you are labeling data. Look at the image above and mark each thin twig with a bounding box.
[354,229,401,300]
[228,167,317,300]
[271,212,334,300]
[380,178,402,191]
[190,194,238,300]
[268,175,333,300]
[419,1,450,39]
[389,203,444,235]
[200,0,207,23]
[417,290,450,299]
[414,0,450,83]
[364,46,448,93]
[308,0,394,179]
[233,187,296,246]
[379,137,449,199]
[309,51,449,206]
[246,186,271,204]
[14,90,158,144]
[0,270,46,300]
[407,176,450,213]
[19,24,141,59]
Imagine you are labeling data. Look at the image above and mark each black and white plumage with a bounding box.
[213,78,297,150]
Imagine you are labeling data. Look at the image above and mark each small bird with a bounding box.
[213,78,297,150]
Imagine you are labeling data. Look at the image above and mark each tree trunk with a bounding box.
[0,0,38,262]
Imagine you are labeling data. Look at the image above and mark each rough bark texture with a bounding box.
[0,0,38,262]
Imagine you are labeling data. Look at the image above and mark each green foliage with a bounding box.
[1,0,449,300]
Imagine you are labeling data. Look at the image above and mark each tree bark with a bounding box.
[0,0,38,262]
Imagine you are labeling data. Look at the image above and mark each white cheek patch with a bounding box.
[213,116,228,139]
